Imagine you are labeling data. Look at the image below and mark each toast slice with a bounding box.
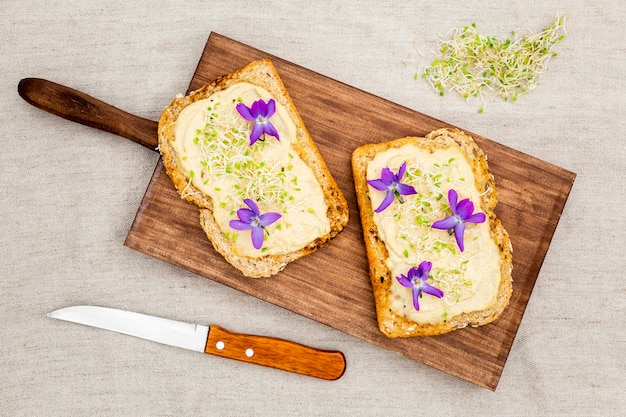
[158,59,348,278]
[352,128,512,336]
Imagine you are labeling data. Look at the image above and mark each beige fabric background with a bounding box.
[2,1,624,415]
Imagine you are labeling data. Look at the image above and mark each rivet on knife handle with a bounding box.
[205,325,346,380]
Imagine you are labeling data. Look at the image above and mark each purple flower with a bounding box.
[229,198,281,250]
[431,189,486,252]
[367,161,417,213]
[396,261,444,311]
[236,98,280,145]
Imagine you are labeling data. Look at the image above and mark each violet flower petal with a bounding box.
[397,274,412,288]
[375,190,395,213]
[396,183,417,196]
[235,103,255,121]
[412,287,422,311]
[421,281,444,298]
[431,216,458,230]
[249,123,264,145]
[266,99,276,117]
[251,99,264,117]
[397,161,407,179]
[456,198,475,220]
[229,219,252,231]
[366,179,388,191]
[447,189,458,213]
[454,221,466,252]
[416,261,432,277]
[262,121,280,140]
[465,212,486,224]
[258,212,281,227]
[380,167,395,185]
[244,198,260,215]
[250,226,265,250]
[236,208,257,224]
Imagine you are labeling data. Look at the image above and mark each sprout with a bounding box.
[190,100,302,213]
[420,15,567,110]
[377,159,483,306]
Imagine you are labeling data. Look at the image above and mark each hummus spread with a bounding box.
[172,82,330,258]
[367,144,501,324]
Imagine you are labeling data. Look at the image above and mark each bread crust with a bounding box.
[352,128,513,337]
[158,59,349,278]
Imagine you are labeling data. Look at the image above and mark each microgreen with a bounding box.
[367,161,417,213]
[192,103,301,212]
[236,98,280,145]
[229,198,281,250]
[431,189,486,252]
[396,261,444,311]
[420,15,566,110]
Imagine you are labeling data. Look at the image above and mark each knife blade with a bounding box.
[47,306,346,380]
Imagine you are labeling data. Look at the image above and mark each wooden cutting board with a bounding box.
[125,33,576,390]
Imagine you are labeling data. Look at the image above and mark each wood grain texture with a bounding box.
[17,78,158,150]
[125,33,576,390]
[205,325,346,380]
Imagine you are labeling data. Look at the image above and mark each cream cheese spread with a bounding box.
[367,144,501,324]
[172,82,330,258]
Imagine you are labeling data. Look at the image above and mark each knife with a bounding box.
[47,306,346,380]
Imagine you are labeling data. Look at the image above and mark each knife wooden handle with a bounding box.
[205,325,346,380]
[18,78,159,150]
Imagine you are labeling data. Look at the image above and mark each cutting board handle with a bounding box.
[18,78,159,150]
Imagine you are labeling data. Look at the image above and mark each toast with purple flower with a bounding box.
[352,128,512,337]
[158,59,349,277]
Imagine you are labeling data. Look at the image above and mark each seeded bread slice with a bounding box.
[158,59,349,278]
[351,128,513,337]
